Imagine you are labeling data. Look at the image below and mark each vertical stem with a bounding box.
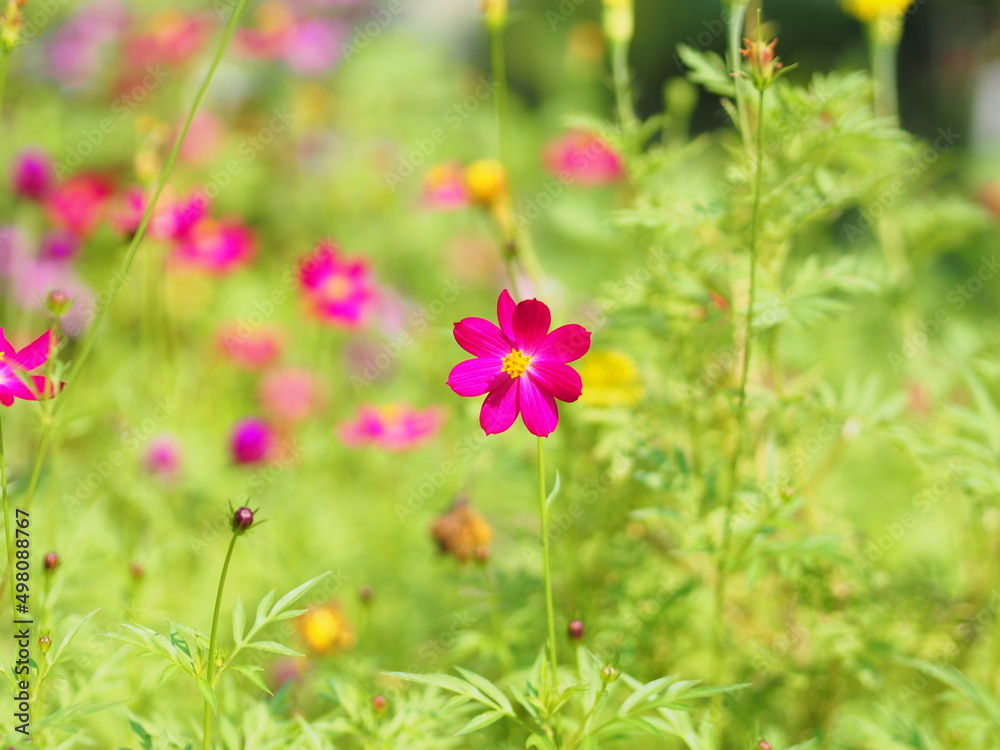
[0,413,15,620]
[0,45,8,123]
[611,39,637,133]
[14,0,252,516]
[714,86,766,679]
[203,532,238,750]
[537,437,558,693]
[869,21,901,121]
[726,0,751,148]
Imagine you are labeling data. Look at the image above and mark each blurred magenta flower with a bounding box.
[179,112,226,166]
[39,229,81,262]
[230,418,276,464]
[217,325,284,369]
[143,434,182,479]
[543,131,624,186]
[45,174,113,237]
[11,149,53,201]
[339,404,445,451]
[285,18,345,75]
[423,163,471,211]
[447,290,591,437]
[297,241,376,329]
[172,218,255,274]
[125,9,211,68]
[46,0,129,91]
[259,368,326,423]
[0,329,61,407]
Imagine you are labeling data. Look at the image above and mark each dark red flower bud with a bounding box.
[232,506,254,533]
[372,694,388,713]
[43,552,59,572]
[568,619,584,642]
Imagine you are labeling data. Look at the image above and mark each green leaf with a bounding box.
[196,677,217,714]
[243,641,302,657]
[232,598,246,645]
[618,676,676,716]
[526,733,558,750]
[455,667,514,715]
[254,590,276,627]
[455,710,505,735]
[50,610,99,667]
[676,44,735,98]
[128,718,153,750]
[155,663,181,689]
[270,571,331,619]
[232,665,273,695]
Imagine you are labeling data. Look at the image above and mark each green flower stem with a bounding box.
[869,20,901,121]
[0,45,9,124]
[0,412,16,621]
[203,531,238,750]
[726,0,751,148]
[15,0,251,516]
[714,86,767,679]
[611,39,637,133]
[537,437,559,697]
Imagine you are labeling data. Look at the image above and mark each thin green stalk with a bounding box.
[714,86,766,678]
[0,413,15,621]
[869,22,901,121]
[16,0,251,514]
[203,532,238,750]
[537,437,559,695]
[611,39,637,133]
[0,45,8,123]
[726,1,751,148]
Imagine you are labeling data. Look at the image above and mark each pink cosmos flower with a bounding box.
[0,329,61,407]
[259,368,325,423]
[144,434,182,479]
[447,290,591,437]
[12,149,52,201]
[230,418,276,464]
[217,325,284,369]
[172,218,255,273]
[339,404,445,451]
[285,17,345,75]
[543,131,624,186]
[45,174,114,237]
[40,230,81,262]
[297,241,376,329]
[423,163,471,211]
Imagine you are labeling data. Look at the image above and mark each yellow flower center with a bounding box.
[501,349,531,378]
[322,274,352,302]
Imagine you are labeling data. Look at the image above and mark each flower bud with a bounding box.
[45,290,72,318]
[600,665,620,685]
[358,585,373,604]
[481,0,507,30]
[372,694,388,713]
[602,0,633,45]
[232,506,254,533]
[43,552,60,573]
[758,742,773,750]
[38,636,51,653]
[568,619,584,642]
[130,561,145,580]
[738,36,795,91]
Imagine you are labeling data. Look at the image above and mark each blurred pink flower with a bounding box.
[11,149,53,201]
[230,417,277,464]
[236,1,295,60]
[46,0,129,90]
[110,187,146,237]
[39,230,81,262]
[172,218,255,273]
[543,131,624,186]
[45,174,114,237]
[339,404,445,451]
[179,112,226,165]
[297,241,376,329]
[423,163,470,211]
[144,434,182,479]
[125,10,211,68]
[217,325,284,370]
[285,18,345,75]
[259,368,325,423]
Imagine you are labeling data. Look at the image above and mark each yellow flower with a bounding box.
[580,350,642,407]
[602,0,633,44]
[430,497,492,564]
[481,0,508,30]
[842,0,914,23]
[463,159,508,208]
[297,603,355,655]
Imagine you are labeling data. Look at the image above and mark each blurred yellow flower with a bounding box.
[580,350,642,407]
[463,159,508,208]
[481,0,508,29]
[430,497,492,564]
[602,0,634,44]
[842,0,914,22]
[297,603,355,655]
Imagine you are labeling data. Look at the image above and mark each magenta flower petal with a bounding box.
[13,330,55,370]
[512,299,551,354]
[454,317,511,358]
[536,324,592,363]
[497,289,516,339]
[448,357,504,397]
[529,362,583,403]
[480,377,519,435]
[0,330,14,358]
[519,378,559,437]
